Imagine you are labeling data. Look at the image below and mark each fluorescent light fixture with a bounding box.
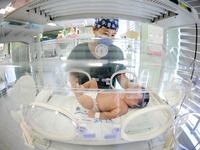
[47,23,57,26]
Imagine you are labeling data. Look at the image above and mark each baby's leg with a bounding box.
[82,80,98,89]
[76,80,98,109]
[77,95,93,110]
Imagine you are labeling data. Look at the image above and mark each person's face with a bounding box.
[124,93,144,108]
[93,27,117,38]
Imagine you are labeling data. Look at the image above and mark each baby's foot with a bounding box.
[87,110,96,118]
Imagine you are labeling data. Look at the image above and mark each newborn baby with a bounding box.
[72,80,149,120]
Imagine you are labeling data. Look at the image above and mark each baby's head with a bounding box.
[124,87,149,108]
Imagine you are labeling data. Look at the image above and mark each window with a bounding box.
[173,23,200,149]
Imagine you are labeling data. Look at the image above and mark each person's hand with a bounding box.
[87,110,96,118]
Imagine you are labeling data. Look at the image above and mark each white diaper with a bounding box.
[83,92,98,111]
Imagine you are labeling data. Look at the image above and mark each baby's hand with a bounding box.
[79,85,84,89]
[87,110,96,118]
[71,79,78,88]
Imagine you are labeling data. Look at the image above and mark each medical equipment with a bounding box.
[0,0,199,150]
[7,71,175,146]
[2,37,197,149]
[5,48,189,147]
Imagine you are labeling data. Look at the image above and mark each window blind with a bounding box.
[176,22,200,150]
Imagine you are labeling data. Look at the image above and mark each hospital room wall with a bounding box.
[161,28,180,89]
[139,23,163,90]
[139,23,181,92]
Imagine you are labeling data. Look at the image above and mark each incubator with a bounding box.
[0,0,200,150]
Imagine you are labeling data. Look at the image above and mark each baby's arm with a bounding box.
[88,108,124,120]
[71,79,84,97]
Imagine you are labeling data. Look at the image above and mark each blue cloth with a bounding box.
[94,18,119,31]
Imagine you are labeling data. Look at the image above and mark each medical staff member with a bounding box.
[68,18,134,89]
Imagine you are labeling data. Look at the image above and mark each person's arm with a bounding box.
[88,107,126,120]
[117,74,135,89]
[114,47,134,89]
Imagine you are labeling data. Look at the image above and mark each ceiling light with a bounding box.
[47,23,57,26]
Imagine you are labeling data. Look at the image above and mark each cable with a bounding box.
[190,23,198,80]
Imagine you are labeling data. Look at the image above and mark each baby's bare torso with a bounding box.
[96,93,128,114]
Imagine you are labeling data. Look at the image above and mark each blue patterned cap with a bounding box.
[94,18,119,32]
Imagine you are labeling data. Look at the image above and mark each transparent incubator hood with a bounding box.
[2,37,198,147]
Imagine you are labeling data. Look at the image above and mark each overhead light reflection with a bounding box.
[88,63,103,67]
[47,23,57,26]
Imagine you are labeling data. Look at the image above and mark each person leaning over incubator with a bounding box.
[72,79,149,120]
[68,18,135,89]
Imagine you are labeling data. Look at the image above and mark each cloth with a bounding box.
[84,92,98,111]
[94,18,119,31]
[68,42,126,89]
